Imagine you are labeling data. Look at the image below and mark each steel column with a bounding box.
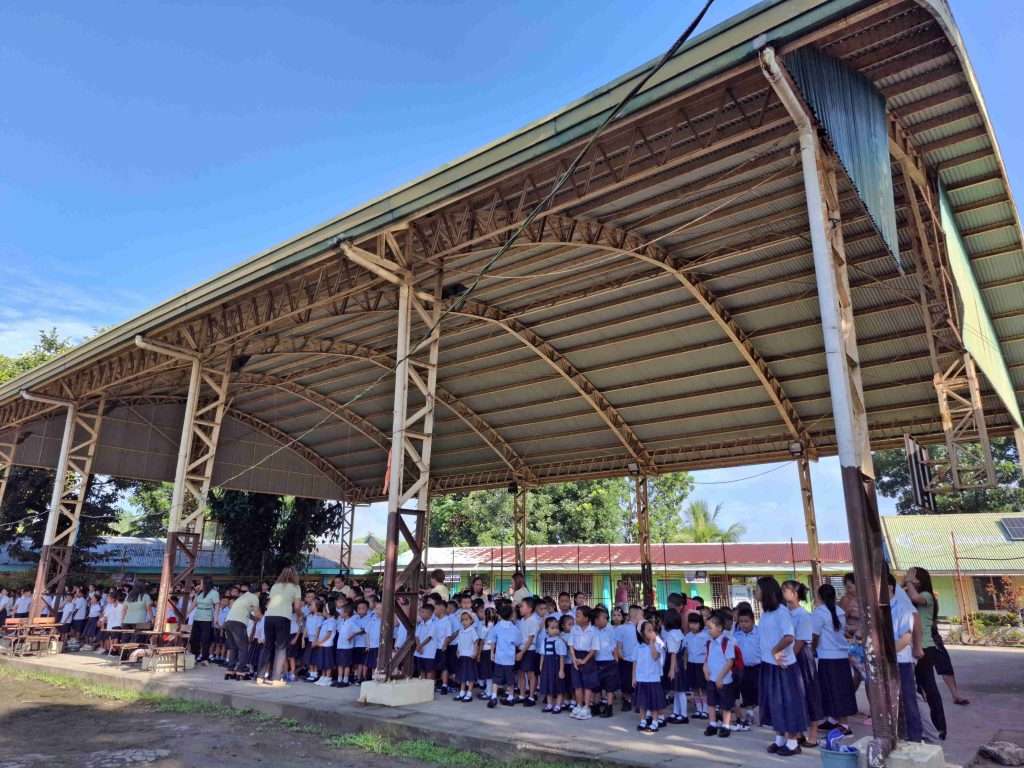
[762,47,899,766]
[634,475,654,607]
[338,501,356,575]
[134,337,230,629]
[512,481,527,575]
[377,265,441,681]
[0,429,17,514]
[20,393,105,619]
[797,457,823,591]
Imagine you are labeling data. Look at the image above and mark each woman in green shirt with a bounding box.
[120,583,153,640]
[256,566,302,685]
[189,575,220,664]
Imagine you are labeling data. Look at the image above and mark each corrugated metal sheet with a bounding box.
[786,46,901,267]
[881,513,1024,573]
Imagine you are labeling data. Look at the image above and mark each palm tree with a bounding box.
[679,499,746,542]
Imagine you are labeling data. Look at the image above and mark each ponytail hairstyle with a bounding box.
[818,583,841,631]
[200,574,214,599]
[782,579,808,603]
[911,566,939,627]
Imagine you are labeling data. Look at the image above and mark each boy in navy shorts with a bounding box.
[486,603,521,708]
[703,614,737,738]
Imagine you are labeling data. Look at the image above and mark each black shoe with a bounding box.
[600,708,614,718]
[704,725,718,736]
[777,745,802,757]
[523,697,536,707]
[621,699,631,712]
[767,743,781,754]
[592,702,604,716]
[487,697,498,709]
[500,697,515,706]
[637,719,648,732]
[718,727,731,738]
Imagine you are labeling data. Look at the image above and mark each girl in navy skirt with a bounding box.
[538,616,567,712]
[82,595,102,646]
[783,580,824,748]
[663,609,689,724]
[559,614,576,705]
[476,605,495,699]
[812,583,857,731]
[633,620,667,734]
[685,612,709,719]
[757,576,808,757]
[454,611,481,701]
[310,600,337,686]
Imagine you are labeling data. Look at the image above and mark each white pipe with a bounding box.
[759,47,861,469]
[134,336,202,530]
[21,391,76,546]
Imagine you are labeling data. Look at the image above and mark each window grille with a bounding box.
[541,573,593,601]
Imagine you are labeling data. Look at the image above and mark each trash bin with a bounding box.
[821,747,858,768]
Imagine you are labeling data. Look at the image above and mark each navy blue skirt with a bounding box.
[795,644,824,722]
[478,648,493,679]
[311,646,333,670]
[458,655,478,684]
[817,657,858,719]
[618,658,634,695]
[672,655,687,692]
[563,661,575,696]
[634,681,666,713]
[759,663,809,734]
[335,647,354,669]
[685,660,706,691]
[538,654,563,696]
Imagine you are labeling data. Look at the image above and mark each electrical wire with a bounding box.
[691,461,795,484]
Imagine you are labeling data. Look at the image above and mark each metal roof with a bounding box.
[1,0,1022,502]
[395,542,852,571]
[881,512,1024,573]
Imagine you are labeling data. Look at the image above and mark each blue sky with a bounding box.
[3,1,1020,542]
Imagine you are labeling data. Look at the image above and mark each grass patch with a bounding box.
[0,663,599,768]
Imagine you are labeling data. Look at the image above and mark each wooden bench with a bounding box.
[110,641,145,668]
[148,646,188,673]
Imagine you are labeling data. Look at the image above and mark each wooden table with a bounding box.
[1,622,64,656]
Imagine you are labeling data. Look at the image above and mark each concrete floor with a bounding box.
[3,645,1020,768]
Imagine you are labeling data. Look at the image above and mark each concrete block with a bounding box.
[886,742,945,768]
[359,679,435,707]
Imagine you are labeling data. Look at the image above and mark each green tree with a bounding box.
[122,481,174,536]
[0,328,75,385]
[873,438,1024,514]
[646,472,696,542]
[209,490,348,578]
[676,499,745,542]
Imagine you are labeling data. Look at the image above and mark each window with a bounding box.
[973,576,1007,611]
[540,573,593,602]
[710,575,762,617]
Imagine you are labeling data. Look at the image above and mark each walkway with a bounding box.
[3,646,1020,767]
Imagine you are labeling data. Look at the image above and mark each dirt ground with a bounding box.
[0,674,427,768]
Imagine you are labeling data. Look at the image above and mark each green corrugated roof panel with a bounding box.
[881,512,1024,573]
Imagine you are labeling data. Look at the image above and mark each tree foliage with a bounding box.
[676,498,746,542]
[209,490,347,578]
[123,482,174,536]
[874,438,1024,514]
[0,328,76,385]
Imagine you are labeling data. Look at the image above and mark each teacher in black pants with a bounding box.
[256,566,302,686]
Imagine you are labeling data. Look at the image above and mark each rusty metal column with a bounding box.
[376,267,441,681]
[762,47,899,766]
[134,337,230,630]
[797,457,823,591]
[0,429,17,514]
[512,481,527,575]
[634,475,654,607]
[20,393,105,619]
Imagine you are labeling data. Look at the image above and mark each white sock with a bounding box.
[786,739,799,750]
[775,735,786,747]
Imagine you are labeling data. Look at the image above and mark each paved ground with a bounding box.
[0,672,427,768]
[1,645,1020,768]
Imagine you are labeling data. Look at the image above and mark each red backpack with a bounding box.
[705,636,743,671]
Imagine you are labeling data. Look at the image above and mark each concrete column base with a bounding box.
[359,678,435,707]
[850,737,944,768]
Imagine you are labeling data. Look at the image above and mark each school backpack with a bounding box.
[705,636,743,671]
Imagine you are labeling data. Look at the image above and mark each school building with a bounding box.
[881,512,1024,615]
[383,540,854,615]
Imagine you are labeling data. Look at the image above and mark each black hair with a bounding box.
[544,615,560,631]
[558,613,574,633]
[911,566,939,627]
[713,608,732,627]
[199,574,215,598]
[521,596,537,611]
[757,576,784,612]
[483,607,497,625]
[593,606,608,621]
[843,572,856,586]
[706,614,725,630]
[736,606,755,620]
[558,591,571,600]
[818,583,841,631]
[886,570,897,589]
[666,593,684,609]
[662,609,682,632]
[686,611,704,630]
[498,603,514,621]
[339,601,354,617]
[314,597,326,613]
[471,598,484,611]
[355,599,368,610]
[692,596,705,606]
[575,605,593,623]
[636,619,654,645]
[782,580,809,603]
[325,598,337,615]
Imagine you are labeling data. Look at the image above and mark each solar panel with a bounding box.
[1000,517,1024,541]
